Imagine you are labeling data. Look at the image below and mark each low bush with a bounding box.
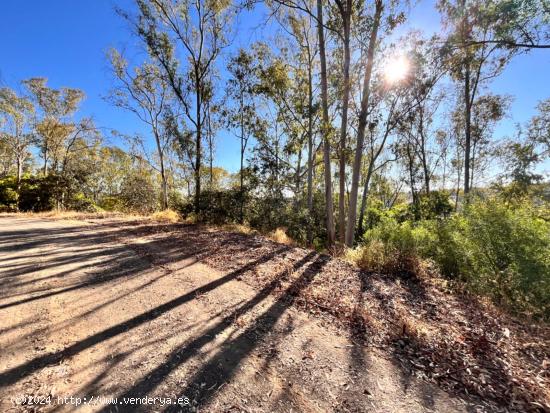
[150,208,181,223]
[353,197,550,319]
[0,176,18,210]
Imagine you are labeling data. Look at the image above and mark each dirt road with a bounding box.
[0,216,475,412]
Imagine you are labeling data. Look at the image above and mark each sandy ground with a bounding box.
[0,216,480,412]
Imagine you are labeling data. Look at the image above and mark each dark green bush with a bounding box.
[119,174,158,214]
[409,190,453,220]
[0,176,18,211]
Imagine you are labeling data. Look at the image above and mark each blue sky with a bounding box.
[1,0,548,173]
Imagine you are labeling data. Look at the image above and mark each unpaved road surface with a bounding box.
[0,216,476,412]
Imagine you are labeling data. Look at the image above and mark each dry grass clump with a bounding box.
[268,227,295,245]
[218,222,255,234]
[345,240,424,276]
[150,209,181,223]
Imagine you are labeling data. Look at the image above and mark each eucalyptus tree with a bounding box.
[333,0,353,243]
[344,0,384,247]
[438,0,517,196]
[316,0,336,246]
[449,0,550,50]
[226,49,262,222]
[499,99,550,194]
[394,37,448,197]
[23,78,85,176]
[129,0,233,212]
[107,49,173,209]
[468,94,510,188]
[0,87,34,194]
[355,88,405,235]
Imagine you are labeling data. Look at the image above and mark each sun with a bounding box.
[384,56,410,84]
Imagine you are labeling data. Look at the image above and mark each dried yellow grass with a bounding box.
[268,227,295,245]
[149,209,181,223]
[219,223,255,234]
[346,240,425,276]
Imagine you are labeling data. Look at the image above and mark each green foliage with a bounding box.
[357,197,550,319]
[119,173,158,214]
[435,198,550,318]
[409,190,454,220]
[0,176,18,211]
[17,175,63,212]
[68,193,102,212]
[98,196,124,212]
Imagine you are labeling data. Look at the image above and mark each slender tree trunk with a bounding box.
[240,134,245,224]
[421,149,430,194]
[345,0,383,247]
[195,74,202,212]
[317,0,336,247]
[464,62,471,196]
[338,1,351,244]
[469,139,476,190]
[153,128,169,210]
[207,106,213,188]
[406,141,417,207]
[159,156,168,210]
[15,155,22,211]
[295,147,302,195]
[306,61,314,245]
[455,140,461,210]
[357,160,374,235]
[43,147,48,176]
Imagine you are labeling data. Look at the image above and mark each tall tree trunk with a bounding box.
[153,126,169,210]
[421,144,430,195]
[295,147,302,195]
[406,142,418,207]
[455,140,461,211]
[464,62,471,196]
[195,75,202,212]
[16,155,22,211]
[469,138,476,190]
[306,59,314,245]
[338,0,352,244]
[159,154,168,210]
[317,0,336,247]
[43,146,48,176]
[357,160,374,235]
[208,106,213,188]
[345,0,383,247]
[240,128,245,224]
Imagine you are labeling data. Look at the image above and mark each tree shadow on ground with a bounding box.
[0,228,292,388]
[94,251,323,412]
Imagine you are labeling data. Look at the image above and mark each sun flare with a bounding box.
[384,56,410,84]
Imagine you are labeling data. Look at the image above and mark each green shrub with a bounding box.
[356,197,550,319]
[441,199,550,318]
[119,174,158,214]
[409,190,453,220]
[68,193,102,212]
[360,216,437,274]
[18,175,67,212]
[0,176,18,210]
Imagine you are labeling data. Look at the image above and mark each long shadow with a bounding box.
[0,245,128,281]
[1,261,198,352]
[0,253,151,310]
[95,251,320,413]
[0,246,290,388]
[166,254,330,412]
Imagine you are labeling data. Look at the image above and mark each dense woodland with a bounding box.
[1,0,549,318]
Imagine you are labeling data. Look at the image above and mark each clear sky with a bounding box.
[1,0,549,173]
